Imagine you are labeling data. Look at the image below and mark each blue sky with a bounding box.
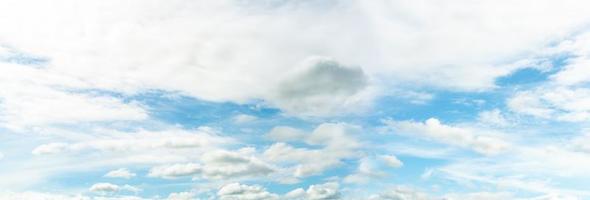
[1,0,590,200]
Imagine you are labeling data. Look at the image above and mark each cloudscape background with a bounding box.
[1,0,590,199]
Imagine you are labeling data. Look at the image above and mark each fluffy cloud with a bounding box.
[217,183,279,200]
[104,168,136,179]
[264,123,361,177]
[508,87,590,122]
[167,192,196,200]
[368,187,430,200]
[200,150,275,180]
[89,183,140,195]
[286,182,340,200]
[90,183,120,193]
[148,163,201,179]
[383,118,510,155]
[2,0,589,118]
[381,155,403,168]
[344,158,387,184]
[149,149,275,180]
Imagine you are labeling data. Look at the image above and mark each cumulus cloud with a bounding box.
[217,183,279,200]
[89,183,139,194]
[148,163,201,179]
[89,183,120,193]
[149,149,275,180]
[201,149,276,180]
[344,158,387,184]
[167,192,196,200]
[264,123,361,177]
[104,168,136,179]
[285,182,340,200]
[381,155,403,168]
[383,118,510,155]
[368,186,430,200]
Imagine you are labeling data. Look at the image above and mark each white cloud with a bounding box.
[105,168,136,179]
[507,31,590,122]
[381,155,403,168]
[233,114,258,124]
[149,149,275,180]
[391,90,435,105]
[572,132,590,153]
[477,109,509,127]
[285,188,306,199]
[2,0,589,117]
[0,64,148,130]
[549,32,590,86]
[89,183,140,194]
[508,87,590,122]
[167,192,196,200]
[344,158,387,184]
[32,128,230,156]
[286,182,340,200]
[383,118,510,155]
[0,191,90,200]
[266,126,306,142]
[264,123,361,177]
[89,183,120,193]
[3,0,590,198]
[148,163,201,179]
[32,143,69,155]
[551,57,590,86]
[200,149,276,180]
[443,192,514,200]
[435,145,590,197]
[368,186,430,200]
[217,183,279,200]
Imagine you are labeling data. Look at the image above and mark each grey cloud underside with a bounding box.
[271,58,370,116]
